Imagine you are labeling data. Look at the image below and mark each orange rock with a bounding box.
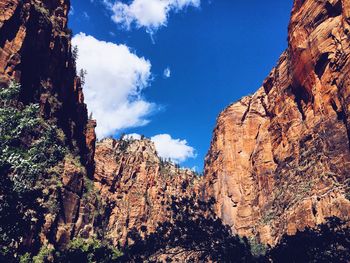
[0,0,96,248]
[94,138,200,246]
[204,0,350,245]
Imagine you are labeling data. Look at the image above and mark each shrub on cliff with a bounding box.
[0,82,66,260]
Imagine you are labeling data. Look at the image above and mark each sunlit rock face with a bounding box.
[203,0,350,245]
[0,0,96,248]
[94,138,201,246]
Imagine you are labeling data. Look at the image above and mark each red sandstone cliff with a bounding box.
[204,0,350,245]
[2,0,350,258]
[94,138,200,246]
[0,0,96,248]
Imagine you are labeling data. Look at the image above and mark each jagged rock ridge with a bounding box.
[94,138,201,246]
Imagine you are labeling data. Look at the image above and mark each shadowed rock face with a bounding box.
[0,0,96,248]
[94,138,201,246]
[204,0,350,245]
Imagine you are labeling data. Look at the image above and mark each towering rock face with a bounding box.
[0,0,96,248]
[94,138,200,246]
[0,0,91,163]
[204,0,350,245]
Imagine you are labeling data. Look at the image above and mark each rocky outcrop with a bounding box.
[204,0,350,245]
[94,138,200,246]
[0,0,96,248]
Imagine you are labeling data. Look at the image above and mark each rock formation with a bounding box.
[93,138,200,246]
[1,0,350,260]
[0,0,96,249]
[204,0,350,245]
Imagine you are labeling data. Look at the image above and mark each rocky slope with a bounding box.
[93,138,201,246]
[204,0,350,245]
[0,0,96,249]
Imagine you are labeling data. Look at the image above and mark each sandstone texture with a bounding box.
[204,0,350,245]
[94,138,200,246]
[0,0,96,248]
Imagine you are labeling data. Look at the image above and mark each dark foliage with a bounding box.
[120,196,254,262]
[54,238,122,263]
[0,83,66,260]
[267,217,350,263]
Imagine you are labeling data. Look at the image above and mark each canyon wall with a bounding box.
[204,0,350,245]
[93,138,200,246]
[0,0,96,248]
[1,0,350,258]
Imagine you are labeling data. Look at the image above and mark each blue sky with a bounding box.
[69,0,293,171]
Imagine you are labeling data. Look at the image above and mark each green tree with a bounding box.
[0,82,66,260]
[55,238,122,263]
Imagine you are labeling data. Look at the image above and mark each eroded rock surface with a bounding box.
[94,138,201,246]
[0,0,96,248]
[204,0,350,245]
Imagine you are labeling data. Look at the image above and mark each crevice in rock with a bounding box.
[315,53,329,79]
[259,96,271,117]
[290,84,310,121]
[0,3,22,48]
[240,98,252,124]
[325,0,342,18]
[299,134,312,149]
[263,75,274,94]
[335,95,350,151]
[330,99,346,121]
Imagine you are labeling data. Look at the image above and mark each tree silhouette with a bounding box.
[267,217,350,263]
[120,196,254,262]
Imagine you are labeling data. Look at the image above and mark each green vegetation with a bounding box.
[55,238,122,263]
[32,246,54,263]
[0,82,66,260]
[248,237,267,257]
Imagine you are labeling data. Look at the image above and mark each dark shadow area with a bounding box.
[119,196,255,262]
[267,217,350,263]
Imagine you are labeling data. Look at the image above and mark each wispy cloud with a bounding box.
[103,0,200,33]
[83,11,90,20]
[163,67,171,78]
[72,33,156,139]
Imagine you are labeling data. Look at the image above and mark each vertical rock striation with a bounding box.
[94,138,200,246]
[0,0,96,248]
[204,0,350,245]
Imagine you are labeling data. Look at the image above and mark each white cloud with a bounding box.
[103,0,200,33]
[151,134,196,163]
[124,133,142,140]
[163,67,171,78]
[72,33,155,139]
[122,133,196,163]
